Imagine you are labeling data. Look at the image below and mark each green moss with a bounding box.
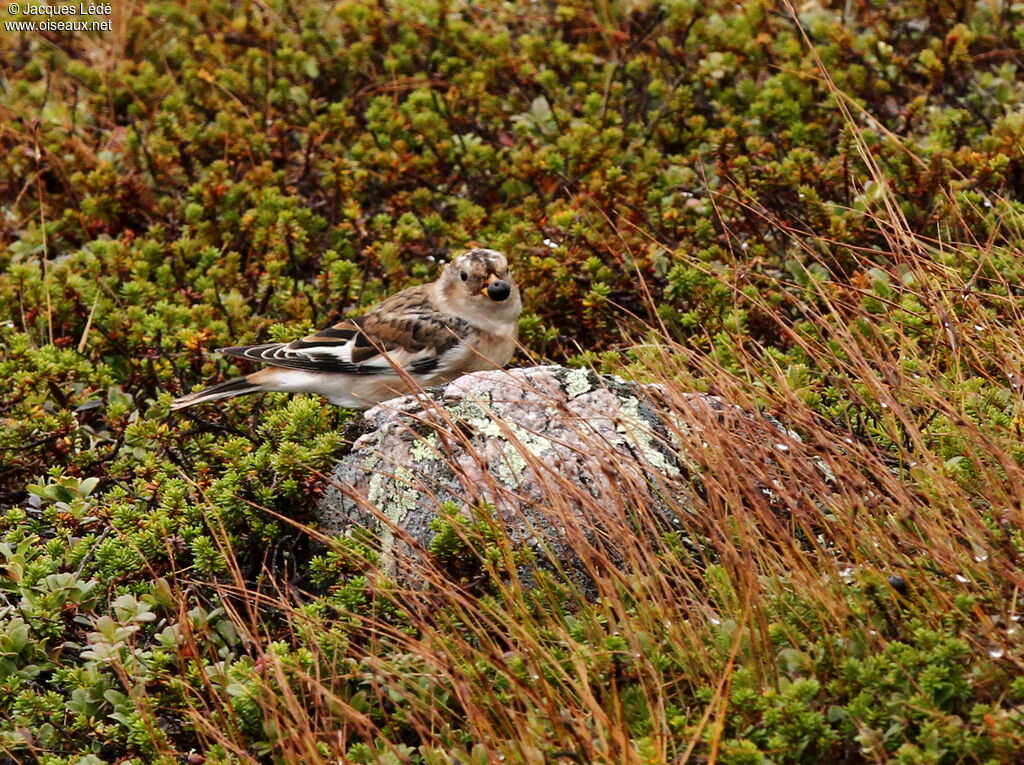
[3,0,1024,760]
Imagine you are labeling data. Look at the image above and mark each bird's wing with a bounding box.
[218,287,472,377]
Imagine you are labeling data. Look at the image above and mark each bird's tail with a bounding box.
[170,376,262,410]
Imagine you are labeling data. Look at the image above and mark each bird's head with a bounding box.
[438,248,522,329]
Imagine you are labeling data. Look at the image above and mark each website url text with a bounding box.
[4,18,111,30]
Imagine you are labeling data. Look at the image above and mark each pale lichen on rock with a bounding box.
[563,367,594,399]
[315,365,799,593]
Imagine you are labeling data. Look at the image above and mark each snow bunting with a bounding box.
[171,248,521,410]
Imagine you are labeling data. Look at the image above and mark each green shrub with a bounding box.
[3,0,1024,760]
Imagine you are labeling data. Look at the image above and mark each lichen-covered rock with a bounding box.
[315,365,796,593]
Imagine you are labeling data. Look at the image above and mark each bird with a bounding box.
[171,248,522,410]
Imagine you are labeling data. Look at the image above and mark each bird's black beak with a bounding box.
[486,280,512,302]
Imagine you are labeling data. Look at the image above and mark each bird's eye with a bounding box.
[460,272,468,281]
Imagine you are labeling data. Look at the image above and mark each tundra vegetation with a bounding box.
[2,0,1024,762]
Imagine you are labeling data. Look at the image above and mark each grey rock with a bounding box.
[315,365,795,593]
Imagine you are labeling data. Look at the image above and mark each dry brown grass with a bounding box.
[155,216,1024,760]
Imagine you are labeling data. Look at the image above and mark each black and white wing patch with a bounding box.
[217,311,471,378]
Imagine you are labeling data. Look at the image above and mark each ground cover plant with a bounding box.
[2,0,1024,761]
